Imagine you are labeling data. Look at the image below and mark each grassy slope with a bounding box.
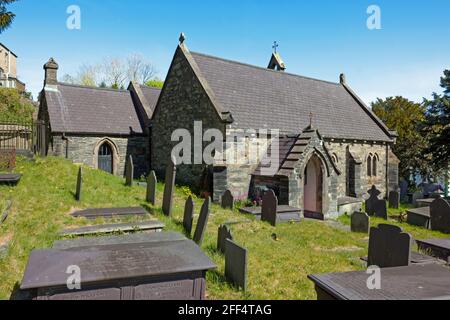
[0,157,448,300]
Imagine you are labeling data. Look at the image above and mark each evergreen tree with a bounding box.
[0,0,17,33]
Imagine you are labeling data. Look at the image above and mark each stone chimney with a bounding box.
[44,58,59,86]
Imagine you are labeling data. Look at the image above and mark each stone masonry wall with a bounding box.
[50,134,149,178]
[151,46,225,189]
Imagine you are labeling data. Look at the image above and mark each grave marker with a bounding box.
[388,190,400,209]
[193,197,211,245]
[75,167,82,201]
[225,239,247,291]
[125,155,134,187]
[162,156,176,217]
[412,191,424,207]
[261,190,278,226]
[221,190,234,210]
[217,225,233,254]
[351,211,370,234]
[365,185,387,219]
[146,171,157,205]
[430,198,450,234]
[368,224,412,268]
[183,196,194,236]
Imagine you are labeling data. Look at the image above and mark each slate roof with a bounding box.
[189,51,392,142]
[44,83,144,135]
[139,85,161,113]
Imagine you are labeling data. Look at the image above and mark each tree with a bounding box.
[101,57,126,89]
[423,70,450,172]
[0,87,35,122]
[76,64,100,87]
[372,96,429,180]
[0,0,17,33]
[145,78,164,89]
[126,54,156,84]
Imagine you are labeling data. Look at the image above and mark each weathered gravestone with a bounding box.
[368,224,412,268]
[261,190,278,226]
[20,239,216,300]
[125,155,134,187]
[162,156,176,217]
[351,211,370,234]
[412,191,424,207]
[217,225,233,254]
[221,190,234,210]
[388,190,400,209]
[365,186,387,219]
[400,180,408,201]
[75,167,82,201]
[146,171,157,205]
[430,198,450,234]
[183,196,194,236]
[225,239,247,291]
[193,197,211,245]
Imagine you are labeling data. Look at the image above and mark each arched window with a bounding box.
[372,154,378,177]
[367,154,373,177]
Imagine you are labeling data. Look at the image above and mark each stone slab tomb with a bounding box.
[365,186,388,220]
[193,197,211,245]
[217,225,233,254]
[125,155,134,187]
[60,220,165,237]
[0,173,22,184]
[368,224,412,268]
[162,157,176,217]
[146,171,157,205]
[430,198,450,234]
[221,190,234,210]
[183,196,194,236]
[20,237,216,300]
[416,238,450,261]
[351,211,370,234]
[71,207,148,220]
[388,190,400,209]
[225,239,247,291]
[75,167,82,201]
[407,207,431,229]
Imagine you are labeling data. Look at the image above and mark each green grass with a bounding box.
[0,157,448,300]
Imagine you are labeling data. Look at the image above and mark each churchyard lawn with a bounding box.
[0,157,448,300]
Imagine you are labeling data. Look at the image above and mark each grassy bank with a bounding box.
[0,157,447,300]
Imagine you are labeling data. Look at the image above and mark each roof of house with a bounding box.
[0,43,18,57]
[139,85,161,112]
[189,51,392,142]
[44,83,144,135]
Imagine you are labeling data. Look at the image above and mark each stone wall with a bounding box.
[150,46,225,189]
[325,140,389,199]
[50,134,149,178]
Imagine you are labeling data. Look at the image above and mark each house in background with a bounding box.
[0,43,26,93]
[150,37,400,219]
[38,58,161,178]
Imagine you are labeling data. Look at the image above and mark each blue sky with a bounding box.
[1,0,449,103]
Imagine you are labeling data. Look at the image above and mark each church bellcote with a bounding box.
[267,41,286,71]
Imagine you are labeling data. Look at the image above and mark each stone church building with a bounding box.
[151,38,399,219]
[38,58,161,178]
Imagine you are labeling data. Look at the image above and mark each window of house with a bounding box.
[367,154,373,177]
[372,154,378,177]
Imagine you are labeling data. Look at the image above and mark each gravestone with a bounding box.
[261,190,278,226]
[225,239,247,291]
[221,190,234,210]
[193,197,211,245]
[75,167,82,201]
[125,155,134,187]
[162,156,176,217]
[430,198,450,234]
[217,225,233,254]
[183,196,194,236]
[146,171,157,205]
[368,224,412,268]
[412,191,424,207]
[365,186,387,219]
[400,180,408,201]
[388,191,400,209]
[351,211,370,234]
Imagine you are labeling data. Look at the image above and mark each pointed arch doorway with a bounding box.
[304,154,324,219]
[98,142,113,174]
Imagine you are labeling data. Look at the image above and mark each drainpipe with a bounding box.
[385,144,389,198]
[62,133,69,159]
